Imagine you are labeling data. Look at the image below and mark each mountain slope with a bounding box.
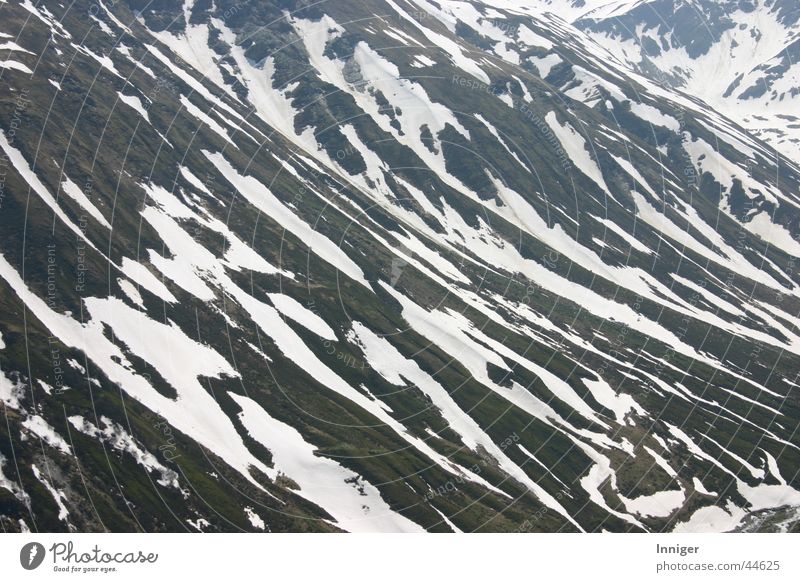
[1,0,799,533]
[551,0,800,161]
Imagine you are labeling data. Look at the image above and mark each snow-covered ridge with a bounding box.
[0,0,798,533]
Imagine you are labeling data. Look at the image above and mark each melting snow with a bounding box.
[230,392,425,533]
[22,416,72,455]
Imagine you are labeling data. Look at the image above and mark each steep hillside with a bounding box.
[1,0,799,533]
